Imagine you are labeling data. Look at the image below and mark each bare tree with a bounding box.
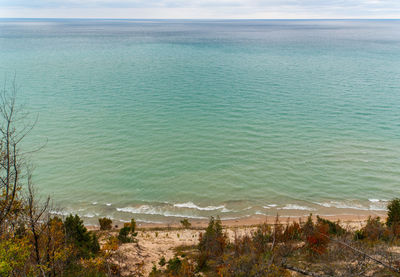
[26,172,50,270]
[0,77,36,232]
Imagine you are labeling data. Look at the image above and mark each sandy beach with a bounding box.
[93,212,387,275]
[135,212,387,229]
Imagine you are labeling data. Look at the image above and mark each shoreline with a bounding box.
[88,211,387,230]
[80,200,390,228]
[137,213,388,229]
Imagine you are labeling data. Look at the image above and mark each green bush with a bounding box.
[158,256,166,267]
[252,223,272,252]
[130,218,137,233]
[118,226,132,243]
[167,256,182,274]
[317,216,345,236]
[117,218,138,243]
[356,217,386,242]
[64,214,100,257]
[197,216,226,270]
[387,198,400,227]
[354,229,366,240]
[98,217,112,230]
[180,218,191,228]
[301,214,315,239]
[199,216,225,256]
[0,237,31,276]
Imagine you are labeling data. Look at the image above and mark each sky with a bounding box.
[0,0,399,19]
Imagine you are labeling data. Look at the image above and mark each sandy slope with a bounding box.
[94,214,382,276]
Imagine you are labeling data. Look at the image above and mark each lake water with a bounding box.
[1,19,400,223]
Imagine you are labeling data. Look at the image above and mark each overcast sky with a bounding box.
[1,0,399,19]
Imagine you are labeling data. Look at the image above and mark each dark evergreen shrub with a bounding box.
[158,256,166,267]
[118,226,132,243]
[387,198,400,227]
[197,216,226,270]
[317,216,345,236]
[64,214,100,257]
[180,218,191,228]
[167,256,182,274]
[98,217,112,230]
[117,218,138,243]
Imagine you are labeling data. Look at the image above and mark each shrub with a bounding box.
[154,256,196,277]
[305,221,330,256]
[14,223,27,239]
[301,214,315,239]
[317,216,345,236]
[64,214,100,257]
[354,229,365,240]
[390,222,400,238]
[117,218,138,243]
[149,264,161,277]
[356,217,386,242]
[80,257,108,275]
[283,221,302,241]
[167,256,182,274]
[198,216,227,270]
[180,218,191,228]
[130,218,137,233]
[0,237,32,276]
[252,222,272,252]
[302,216,330,257]
[118,226,132,243]
[387,198,400,227]
[98,217,112,230]
[158,256,166,267]
[103,236,120,252]
[199,216,226,257]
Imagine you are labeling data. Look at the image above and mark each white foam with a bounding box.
[255,211,267,215]
[262,204,277,209]
[316,201,369,210]
[116,205,206,219]
[120,218,163,224]
[50,209,83,215]
[369,199,380,203]
[50,210,70,216]
[136,219,164,224]
[279,204,316,211]
[92,202,97,205]
[106,203,112,206]
[369,204,387,211]
[84,213,99,218]
[116,205,158,214]
[173,202,225,211]
[162,212,206,219]
[221,207,232,213]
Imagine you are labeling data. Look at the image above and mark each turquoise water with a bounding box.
[1,19,400,223]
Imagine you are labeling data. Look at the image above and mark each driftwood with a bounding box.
[282,264,329,277]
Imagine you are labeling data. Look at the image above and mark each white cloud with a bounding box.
[0,0,399,18]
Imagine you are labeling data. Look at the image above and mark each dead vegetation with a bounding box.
[107,213,400,277]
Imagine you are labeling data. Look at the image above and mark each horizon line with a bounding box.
[1,17,400,20]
